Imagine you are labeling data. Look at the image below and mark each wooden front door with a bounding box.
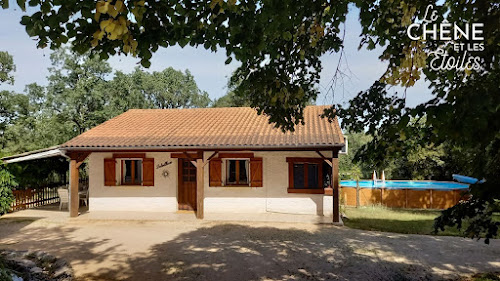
[178,158,197,210]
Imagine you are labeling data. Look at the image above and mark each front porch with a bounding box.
[3,203,334,224]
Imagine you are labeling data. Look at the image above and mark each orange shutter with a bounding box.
[104,158,116,186]
[209,158,222,186]
[250,158,263,187]
[142,158,155,186]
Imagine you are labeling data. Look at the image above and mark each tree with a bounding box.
[212,91,249,108]
[2,0,348,131]
[45,48,113,135]
[338,133,372,180]
[107,67,211,114]
[1,48,212,155]
[0,51,15,85]
[137,68,211,109]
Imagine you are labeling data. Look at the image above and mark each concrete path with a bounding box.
[0,208,499,281]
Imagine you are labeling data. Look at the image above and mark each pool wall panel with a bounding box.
[382,189,406,208]
[431,190,456,209]
[406,190,431,209]
[359,188,381,206]
[342,187,357,207]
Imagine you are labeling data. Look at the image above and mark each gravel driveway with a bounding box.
[0,209,499,281]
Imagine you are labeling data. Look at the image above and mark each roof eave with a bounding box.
[1,146,68,163]
[60,143,346,152]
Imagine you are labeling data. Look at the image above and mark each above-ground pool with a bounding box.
[341,180,469,190]
[340,180,469,209]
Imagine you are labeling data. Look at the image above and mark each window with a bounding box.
[226,159,249,185]
[121,159,143,185]
[104,154,154,187]
[287,158,324,193]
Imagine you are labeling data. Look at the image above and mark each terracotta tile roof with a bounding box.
[61,105,344,150]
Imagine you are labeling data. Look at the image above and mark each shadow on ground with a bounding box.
[80,224,496,281]
[1,216,499,281]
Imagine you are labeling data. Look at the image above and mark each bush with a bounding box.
[0,165,17,215]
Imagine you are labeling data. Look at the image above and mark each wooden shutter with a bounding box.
[209,158,222,186]
[250,158,263,187]
[104,158,116,186]
[142,158,155,186]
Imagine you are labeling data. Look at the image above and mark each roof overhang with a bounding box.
[59,143,345,152]
[1,146,67,164]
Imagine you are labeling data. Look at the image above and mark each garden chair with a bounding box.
[57,188,69,210]
[79,189,89,206]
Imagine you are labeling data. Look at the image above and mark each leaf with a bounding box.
[224,57,232,64]
[17,0,26,11]
[95,12,101,22]
[1,0,8,9]
[115,0,124,12]
[20,15,30,25]
[140,59,151,68]
[282,31,292,41]
[96,1,109,14]
[108,5,119,18]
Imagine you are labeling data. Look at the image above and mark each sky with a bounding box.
[0,4,434,107]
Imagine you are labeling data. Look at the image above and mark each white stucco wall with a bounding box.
[88,152,178,212]
[204,151,334,216]
[88,150,335,216]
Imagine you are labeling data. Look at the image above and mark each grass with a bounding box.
[343,206,500,237]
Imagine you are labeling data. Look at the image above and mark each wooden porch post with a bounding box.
[196,158,204,219]
[69,159,79,217]
[68,152,90,218]
[332,149,340,223]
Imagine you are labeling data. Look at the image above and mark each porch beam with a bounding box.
[182,152,198,167]
[202,151,219,168]
[315,151,333,167]
[196,157,204,219]
[332,149,341,224]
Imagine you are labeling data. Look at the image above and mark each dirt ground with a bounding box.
[0,209,499,281]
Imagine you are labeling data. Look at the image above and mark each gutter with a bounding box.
[58,143,346,153]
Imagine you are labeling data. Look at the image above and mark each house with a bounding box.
[6,105,345,222]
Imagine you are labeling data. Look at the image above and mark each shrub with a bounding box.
[0,165,17,215]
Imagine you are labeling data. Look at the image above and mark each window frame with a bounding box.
[120,158,143,186]
[286,157,325,194]
[225,158,250,187]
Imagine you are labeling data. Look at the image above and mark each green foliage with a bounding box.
[6,158,68,188]
[212,91,250,108]
[339,133,372,180]
[212,77,251,108]
[108,67,211,111]
[0,49,211,186]
[434,199,500,244]
[340,129,448,181]
[0,51,15,85]
[0,49,212,156]
[2,0,350,131]
[345,206,500,238]
[0,164,17,215]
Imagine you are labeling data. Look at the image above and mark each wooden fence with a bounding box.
[11,186,62,211]
[9,178,88,212]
